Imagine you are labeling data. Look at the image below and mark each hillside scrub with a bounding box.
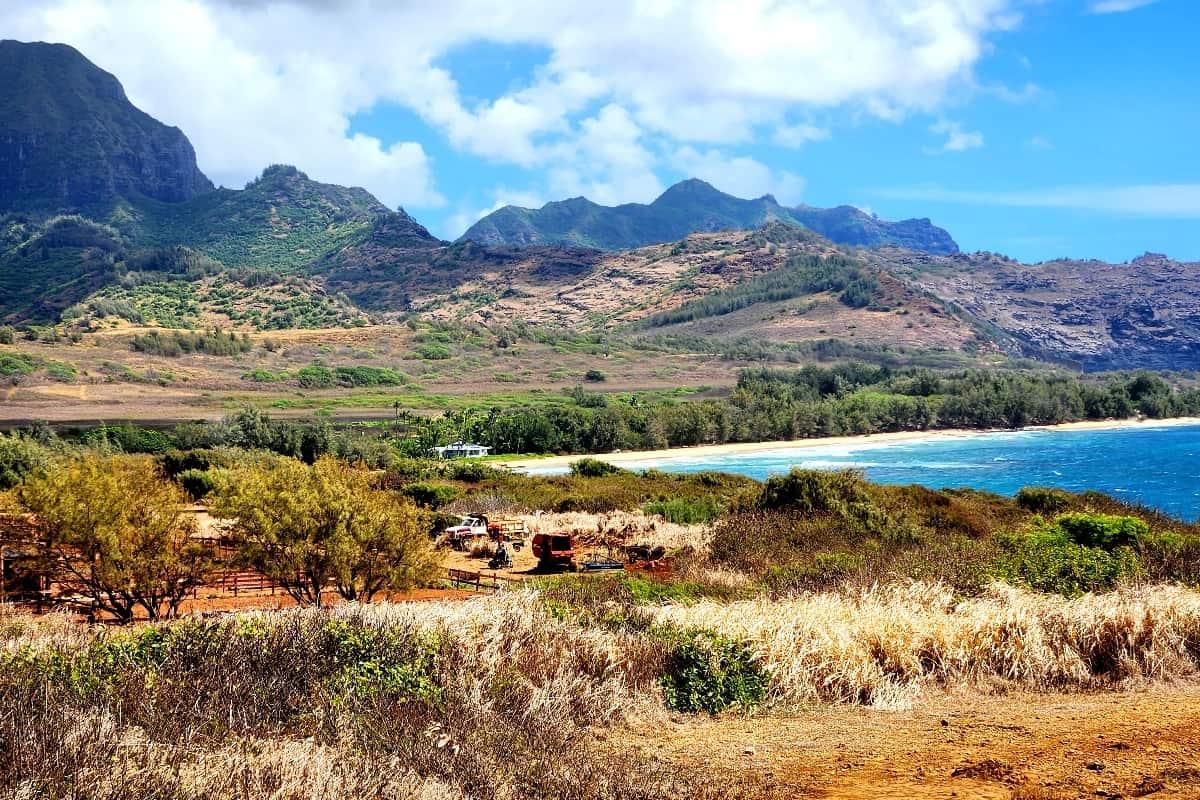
[0,596,744,800]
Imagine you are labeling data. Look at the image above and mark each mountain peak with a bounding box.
[652,178,727,205]
[0,38,214,212]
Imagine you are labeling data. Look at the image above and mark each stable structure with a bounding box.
[432,441,491,459]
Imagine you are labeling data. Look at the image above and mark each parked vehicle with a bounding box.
[443,515,490,550]
[487,518,528,550]
[531,532,576,571]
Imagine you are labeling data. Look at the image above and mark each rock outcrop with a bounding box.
[0,39,213,212]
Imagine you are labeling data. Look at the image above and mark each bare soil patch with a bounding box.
[619,684,1200,799]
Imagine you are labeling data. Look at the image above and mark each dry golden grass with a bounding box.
[652,581,1200,709]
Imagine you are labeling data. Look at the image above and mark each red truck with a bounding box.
[531,532,576,571]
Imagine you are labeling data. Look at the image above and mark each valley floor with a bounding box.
[622,683,1200,799]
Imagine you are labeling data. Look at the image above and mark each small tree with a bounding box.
[19,455,211,622]
[211,457,440,606]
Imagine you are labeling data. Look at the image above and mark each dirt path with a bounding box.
[621,683,1200,799]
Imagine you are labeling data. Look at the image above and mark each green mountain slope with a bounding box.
[0,40,213,212]
[458,178,959,255]
[122,164,438,273]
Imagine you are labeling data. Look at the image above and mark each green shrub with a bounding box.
[243,368,289,383]
[297,365,335,388]
[0,433,49,490]
[44,361,76,383]
[333,365,408,387]
[757,468,871,515]
[0,326,14,344]
[402,482,461,509]
[85,423,175,454]
[1015,487,1072,515]
[321,619,442,703]
[644,496,723,524]
[584,369,606,382]
[1054,512,1148,549]
[446,460,499,483]
[658,628,767,714]
[994,527,1142,596]
[0,353,38,380]
[177,468,216,500]
[569,458,623,477]
[413,343,452,360]
[159,448,226,478]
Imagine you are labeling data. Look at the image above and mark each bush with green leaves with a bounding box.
[0,433,49,490]
[413,343,452,360]
[177,468,216,500]
[1054,512,1148,549]
[402,481,461,509]
[658,628,767,714]
[1015,486,1073,515]
[569,457,624,477]
[297,364,335,388]
[995,513,1148,596]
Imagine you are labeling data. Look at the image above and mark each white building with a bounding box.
[432,441,491,459]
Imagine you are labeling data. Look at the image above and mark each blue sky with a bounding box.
[6,0,1198,261]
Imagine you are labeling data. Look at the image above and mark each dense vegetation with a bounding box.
[397,365,1200,456]
[130,328,253,357]
[642,254,881,327]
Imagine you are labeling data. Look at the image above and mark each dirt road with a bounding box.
[622,683,1200,799]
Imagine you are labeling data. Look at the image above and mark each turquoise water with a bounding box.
[531,422,1200,521]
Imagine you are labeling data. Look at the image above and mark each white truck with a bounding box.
[443,515,490,550]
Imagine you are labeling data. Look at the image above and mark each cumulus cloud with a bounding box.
[2,0,1024,211]
[773,123,831,148]
[873,184,1200,217]
[927,120,985,153]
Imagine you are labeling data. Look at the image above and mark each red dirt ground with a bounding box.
[620,683,1200,799]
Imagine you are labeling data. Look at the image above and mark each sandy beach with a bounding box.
[497,416,1200,473]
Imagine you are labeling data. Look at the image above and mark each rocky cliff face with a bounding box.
[0,40,213,212]
[881,249,1200,371]
[458,178,960,255]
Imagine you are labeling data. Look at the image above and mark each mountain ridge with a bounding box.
[0,39,213,212]
[458,178,960,255]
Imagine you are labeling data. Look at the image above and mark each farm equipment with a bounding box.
[488,540,513,571]
[531,532,577,571]
[443,515,490,550]
[487,518,528,550]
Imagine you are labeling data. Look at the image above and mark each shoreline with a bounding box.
[498,416,1200,473]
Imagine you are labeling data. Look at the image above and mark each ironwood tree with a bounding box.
[210,456,441,606]
[18,454,212,622]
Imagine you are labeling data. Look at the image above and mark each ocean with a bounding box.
[530,422,1200,521]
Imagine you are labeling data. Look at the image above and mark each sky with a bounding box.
[3,0,1197,262]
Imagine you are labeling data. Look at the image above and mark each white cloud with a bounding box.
[773,123,831,148]
[1088,0,1158,13]
[873,184,1200,217]
[927,119,985,153]
[670,147,805,205]
[1027,135,1054,150]
[3,0,1026,211]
